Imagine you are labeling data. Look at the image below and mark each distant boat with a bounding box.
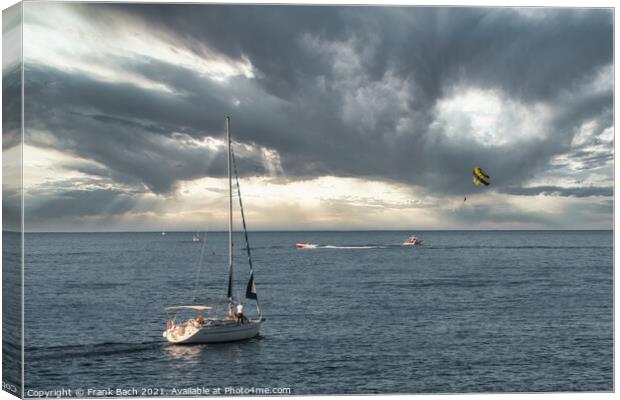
[402,236,423,246]
[296,243,319,249]
[161,232,166,236]
[163,117,263,344]
[192,233,201,242]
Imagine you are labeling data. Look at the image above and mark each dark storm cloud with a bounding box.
[96,4,347,99]
[499,185,613,198]
[23,4,613,198]
[2,66,22,150]
[3,3,23,153]
[2,6,23,232]
[448,196,613,228]
[448,204,555,227]
[25,188,137,220]
[24,64,269,193]
[101,5,612,102]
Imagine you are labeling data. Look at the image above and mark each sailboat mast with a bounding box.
[226,116,234,304]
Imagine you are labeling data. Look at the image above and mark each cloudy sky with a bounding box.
[2,3,614,231]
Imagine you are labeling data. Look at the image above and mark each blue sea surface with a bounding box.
[20,231,612,394]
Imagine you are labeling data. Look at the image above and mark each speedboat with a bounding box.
[402,236,423,246]
[296,243,319,249]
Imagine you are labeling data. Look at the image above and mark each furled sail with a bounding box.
[231,147,260,306]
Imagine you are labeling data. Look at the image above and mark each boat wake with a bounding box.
[27,341,164,361]
[322,245,386,249]
[296,243,387,250]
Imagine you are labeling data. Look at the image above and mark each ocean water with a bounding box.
[13,231,613,395]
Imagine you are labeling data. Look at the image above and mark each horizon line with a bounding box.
[4,228,614,234]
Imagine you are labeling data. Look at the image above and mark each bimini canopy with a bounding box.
[165,306,213,312]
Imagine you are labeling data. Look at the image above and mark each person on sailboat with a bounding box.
[227,302,235,320]
[236,303,245,324]
[197,313,204,324]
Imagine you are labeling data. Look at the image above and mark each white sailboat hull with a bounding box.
[163,320,262,344]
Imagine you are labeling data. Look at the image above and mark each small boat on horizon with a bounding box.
[192,233,201,242]
[402,236,423,246]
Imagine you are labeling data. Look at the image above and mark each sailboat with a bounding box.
[162,116,264,344]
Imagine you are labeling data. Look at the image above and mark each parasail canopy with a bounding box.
[472,167,490,186]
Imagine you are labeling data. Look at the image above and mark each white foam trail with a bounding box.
[321,245,385,249]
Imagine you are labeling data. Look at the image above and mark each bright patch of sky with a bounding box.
[22,3,254,92]
[432,86,551,147]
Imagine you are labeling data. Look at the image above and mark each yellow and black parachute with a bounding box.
[472,167,490,186]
